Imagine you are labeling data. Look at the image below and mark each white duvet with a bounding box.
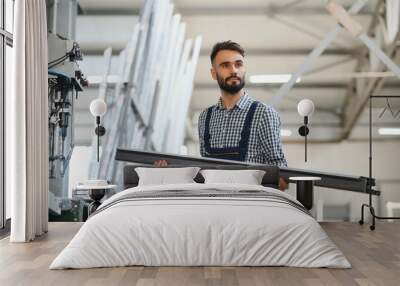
[50,183,351,269]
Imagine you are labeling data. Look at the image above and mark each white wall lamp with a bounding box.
[89,99,107,162]
[297,99,315,162]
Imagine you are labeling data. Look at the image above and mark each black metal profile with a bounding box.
[115,147,378,195]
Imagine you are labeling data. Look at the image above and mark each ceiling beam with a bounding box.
[340,41,399,139]
[199,47,358,57]
[80,46,358,57]
[340,0,382,117]
[269,0,369,106]
[177,5,374,16]
[78,8,141,15]
[340,1,400,139]
[84,80,400,90]
[78,5,374,16]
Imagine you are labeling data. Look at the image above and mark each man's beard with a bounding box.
[217,74,245,94]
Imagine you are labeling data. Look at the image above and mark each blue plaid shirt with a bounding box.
[198,93,287,167]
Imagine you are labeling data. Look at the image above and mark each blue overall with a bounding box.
[204,101,259,161]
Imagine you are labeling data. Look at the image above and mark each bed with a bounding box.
[50,165,350,269]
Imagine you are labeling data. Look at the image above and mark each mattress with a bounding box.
[50,183,351,269]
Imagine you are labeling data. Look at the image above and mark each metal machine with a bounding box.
[47,33,88,217]
[46,0,88,218]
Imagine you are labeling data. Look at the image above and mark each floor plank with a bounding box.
[0,222,399,286]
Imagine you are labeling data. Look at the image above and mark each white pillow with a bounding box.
[200,169,266,185]
[135,167,200,186]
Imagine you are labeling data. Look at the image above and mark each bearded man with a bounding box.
[198,41,288,189]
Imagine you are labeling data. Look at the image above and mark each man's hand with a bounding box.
[278,177,288,191]
[154,160,168,167]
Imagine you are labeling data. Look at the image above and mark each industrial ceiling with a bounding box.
[74,0,400,146]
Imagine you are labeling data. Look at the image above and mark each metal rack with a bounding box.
[87,0,202,187]
[359,95,400,230]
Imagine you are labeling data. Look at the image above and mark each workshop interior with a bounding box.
[1,0,400,283]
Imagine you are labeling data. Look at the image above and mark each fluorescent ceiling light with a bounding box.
[250,74,301,84]
[378,128,400,135]
[280,129,292,137]
[87,75,120,85]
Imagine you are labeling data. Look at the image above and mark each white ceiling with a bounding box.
[78,0,378,12]
[74,0,400,144]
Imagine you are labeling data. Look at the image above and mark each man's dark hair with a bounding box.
[210,41,245,64]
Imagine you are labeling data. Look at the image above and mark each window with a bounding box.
[5,0,13,33]
[1,0,13,232]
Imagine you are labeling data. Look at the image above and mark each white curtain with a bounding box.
[8,0,48,242]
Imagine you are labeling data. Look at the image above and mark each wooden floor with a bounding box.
[0,222,399,286]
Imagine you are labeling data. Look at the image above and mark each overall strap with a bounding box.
[239,101,259,147]
[204,106,214,146]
